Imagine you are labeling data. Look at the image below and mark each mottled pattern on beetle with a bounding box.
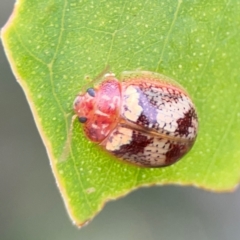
[103,126,192,167]
[121,82,198,140]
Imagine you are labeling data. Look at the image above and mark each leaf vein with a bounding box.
[155,0,182,71]
[202,90,238,184]
[194,0,232,96]
[13,28,47,66]
[105,0,128,65]
[48,0,94,212]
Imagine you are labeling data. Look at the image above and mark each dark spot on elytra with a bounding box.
[137,114,151,127]
[175,108,197,137]
[113,131,153,157]
[165,143,186,165]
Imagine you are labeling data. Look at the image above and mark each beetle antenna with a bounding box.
[81,65,111,93]
[93,65,111,84]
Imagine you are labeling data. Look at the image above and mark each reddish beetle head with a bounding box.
[73,88,96,123]
[73,80,122,143]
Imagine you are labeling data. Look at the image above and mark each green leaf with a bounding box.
[2,0,240,226]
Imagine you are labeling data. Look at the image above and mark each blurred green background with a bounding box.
[1,1,240,240]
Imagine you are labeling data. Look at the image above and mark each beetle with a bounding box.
[73,71,198,167]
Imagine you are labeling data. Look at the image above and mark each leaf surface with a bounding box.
[2,0,240,226]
